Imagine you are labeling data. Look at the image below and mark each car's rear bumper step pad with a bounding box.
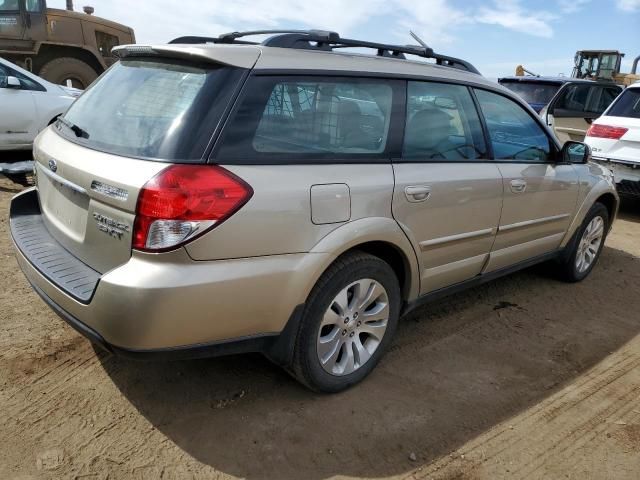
[10,189,100,303]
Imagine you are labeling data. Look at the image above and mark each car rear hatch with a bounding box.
[589,88,640,164]
[12,47,258,300]
[589,116,640,163]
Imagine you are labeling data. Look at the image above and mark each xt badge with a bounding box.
[93,212,130,240]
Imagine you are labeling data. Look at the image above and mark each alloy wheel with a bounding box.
[316,279,390,376]
[576,216,605,273]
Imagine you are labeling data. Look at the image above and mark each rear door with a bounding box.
[474,88,580,272]
[545,82,622,143]
[392,81,503,294]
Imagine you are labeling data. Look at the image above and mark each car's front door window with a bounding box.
[474,89,552,162]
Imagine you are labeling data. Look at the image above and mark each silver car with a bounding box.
[10,30,619,392]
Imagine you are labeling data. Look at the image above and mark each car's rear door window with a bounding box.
[403,81,487,161]
[215,76,398,163]
[552,84,621,116]
[475,89,552,162]
[606,88,640,119]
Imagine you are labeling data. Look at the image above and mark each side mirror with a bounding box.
[562,141,591,164]
[4,76,21,89]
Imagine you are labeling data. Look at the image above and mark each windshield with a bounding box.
[58,58,244,162]
[607,88,640,119]
[499,81,561,106]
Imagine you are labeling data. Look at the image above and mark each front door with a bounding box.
[392,81,503,294]
[473,88,580,272]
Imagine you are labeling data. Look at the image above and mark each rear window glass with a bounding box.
[57,58,244,162]
[216,76,396,163]
[499,81,560,106]
[607,88,640,119]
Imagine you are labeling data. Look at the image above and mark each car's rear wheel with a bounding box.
[558,202,609,282]
[291,252,400,393]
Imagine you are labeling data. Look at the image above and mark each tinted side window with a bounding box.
[554,84,591,113]
[475,89,551,162]
[593,87,622,114]
[403,82,487,161]
[216,77,395,162]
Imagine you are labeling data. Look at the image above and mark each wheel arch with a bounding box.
[308,217,421,303]
[595,192,619,226]
[33,43,106,74]
[560,179,619,248]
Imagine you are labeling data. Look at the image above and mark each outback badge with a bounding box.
[93,212,130,240]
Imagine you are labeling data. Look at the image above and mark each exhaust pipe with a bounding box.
[66,0,73,11]
[632,55,640,75]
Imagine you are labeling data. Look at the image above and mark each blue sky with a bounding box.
[52,0,640,78]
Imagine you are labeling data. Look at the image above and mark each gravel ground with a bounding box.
[1,174,639,480]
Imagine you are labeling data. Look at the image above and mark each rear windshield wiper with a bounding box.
[57,117,90,139]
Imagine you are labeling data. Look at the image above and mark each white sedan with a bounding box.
[0,57,81,151]
[586,82,640,198]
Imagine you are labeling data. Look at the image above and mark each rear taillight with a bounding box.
[586,124,629,140]
[133,165,253,251]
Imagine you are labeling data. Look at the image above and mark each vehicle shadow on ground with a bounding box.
[618,196,640,222]
[100,241,640,480]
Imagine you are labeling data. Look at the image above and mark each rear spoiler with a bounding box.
[112,44,261,69]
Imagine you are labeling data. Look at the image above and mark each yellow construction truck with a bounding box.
[516,50,640,87]
[572,50,640,86]
[0,0,135,88]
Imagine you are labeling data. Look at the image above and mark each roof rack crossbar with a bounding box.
[169,30,480,75]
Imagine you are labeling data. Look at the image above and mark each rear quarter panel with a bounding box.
[184,164,396,260]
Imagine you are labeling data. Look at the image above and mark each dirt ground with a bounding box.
[1,174,639,480]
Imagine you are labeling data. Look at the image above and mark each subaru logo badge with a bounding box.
[48,159,57,173]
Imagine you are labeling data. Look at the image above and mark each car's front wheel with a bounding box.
[558,202,609,282]
[292,252,401,393]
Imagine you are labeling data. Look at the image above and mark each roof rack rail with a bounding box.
[169,30,480,75]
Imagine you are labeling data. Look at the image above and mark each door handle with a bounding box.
[405,185,431,203]
[510,179,527,194]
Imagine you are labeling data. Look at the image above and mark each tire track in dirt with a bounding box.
[405,338,640,480]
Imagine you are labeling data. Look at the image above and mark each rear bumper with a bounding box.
[28,277,303,362]
[10,188,326,355]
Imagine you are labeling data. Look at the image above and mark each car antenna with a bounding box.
[410,31,430,50]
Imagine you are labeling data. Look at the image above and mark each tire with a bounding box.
[291,251,401,393]
[38,57,98,89]
[557,203,609,282]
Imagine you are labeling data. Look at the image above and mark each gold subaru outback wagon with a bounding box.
[10,30,619,392]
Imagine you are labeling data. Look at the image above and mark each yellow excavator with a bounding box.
[516,50,640,87]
